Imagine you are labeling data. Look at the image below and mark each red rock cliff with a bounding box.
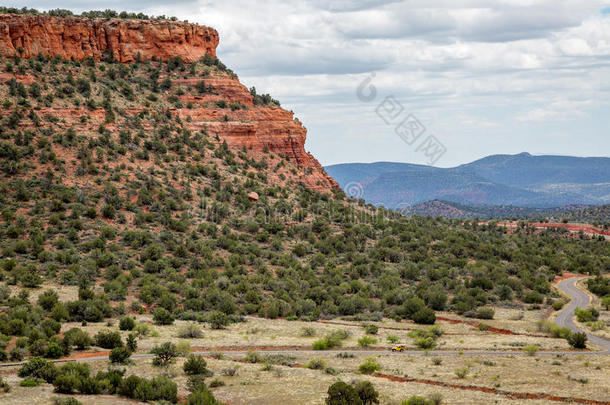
[0,14,218,62]
[0,14,338,192]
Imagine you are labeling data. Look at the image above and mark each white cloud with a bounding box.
[517,100,592,122]
[5,0,610,165]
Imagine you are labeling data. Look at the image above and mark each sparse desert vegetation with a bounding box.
[0,6,607,405]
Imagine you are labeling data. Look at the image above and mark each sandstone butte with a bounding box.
[0,13,338,192]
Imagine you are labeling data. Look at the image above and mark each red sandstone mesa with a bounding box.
[0,14,338,192]
[0,14,218,62]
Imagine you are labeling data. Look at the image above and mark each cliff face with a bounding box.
[0,14,218,63]
[0,14,338,192]
[170,77,338,191]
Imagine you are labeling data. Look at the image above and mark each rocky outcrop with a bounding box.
[172,75,339,191]
[0,14,338,192]
[0,14,218,62]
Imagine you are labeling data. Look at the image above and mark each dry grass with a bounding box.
[2,350,607,405]
[1,307,608,404]
[1,281,79,304]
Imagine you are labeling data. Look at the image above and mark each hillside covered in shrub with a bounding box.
[0,34,608,366]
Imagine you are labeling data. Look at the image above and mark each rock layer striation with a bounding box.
[0,14,218,62]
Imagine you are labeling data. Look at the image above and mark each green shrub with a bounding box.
[151,342,179,367]
[45,342,63,359]
[412,308,436,324]
[38,289,59,311]
[305,358,327,370]
[53,374,79,394]
[133,323,152,336]
[414,337,435,350]
[184,354,209,375]
[567,332,588,349]
[363,324,378,335]
[301,326,316,337]
[358,336,377,348]
[474,307,495,319]
[153,307,174,325]
[353,380,379,405]
[427,393,443,405]
[118,374,178,402]
[325,381,363,405]
[244,351,263,363]
[401,396,429,405]
[312,337,330,350]
[523,291,544,304]
[523,345,539,356]
[178,323,204,338]
[118,375,142,398]
[18,357,58,382]
[313,330,350,350]
[109,347,131,364]
[187,389,219,405]
[94,330,123,349]
[358,358,381,374]
[10,347,25,361]
[77,376,102,394]
[150,376,178,402]
[119,317,135,331]
[454,367,469,378]
[589,320,605,331]
[64,328,91,350]
[19,377,40,387]
[207,311,229,330]
[575,307,599,323]
[387,335,400,344]
[401,394,444,405]
[325,366,339,375]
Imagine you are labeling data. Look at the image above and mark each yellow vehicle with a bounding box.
[391,345,407,352]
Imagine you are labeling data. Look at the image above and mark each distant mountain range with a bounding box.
[325,153,610,209]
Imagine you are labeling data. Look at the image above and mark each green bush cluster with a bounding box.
[567,332,588,349]
[118,374,178,402]
[408,326,443,349]
[575,307,599,323]
[313,329,350,350]
[325,380,379,405]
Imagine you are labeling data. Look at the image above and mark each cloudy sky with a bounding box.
[7,1,610,167]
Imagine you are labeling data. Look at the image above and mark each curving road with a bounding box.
[555,277,610,353]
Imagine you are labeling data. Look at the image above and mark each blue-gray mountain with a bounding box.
[325,153,610,208]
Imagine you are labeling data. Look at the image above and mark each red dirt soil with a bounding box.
[61,350,110,360]
[319,318,548,338]
[553,272,585,283]
[317,320,468,335]
[495,222,610,238]
[374,373,610,405]
[435,317,547,338]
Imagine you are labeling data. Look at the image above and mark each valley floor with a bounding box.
[0,307,609,405]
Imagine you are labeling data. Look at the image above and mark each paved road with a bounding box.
[556,277,610,353]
